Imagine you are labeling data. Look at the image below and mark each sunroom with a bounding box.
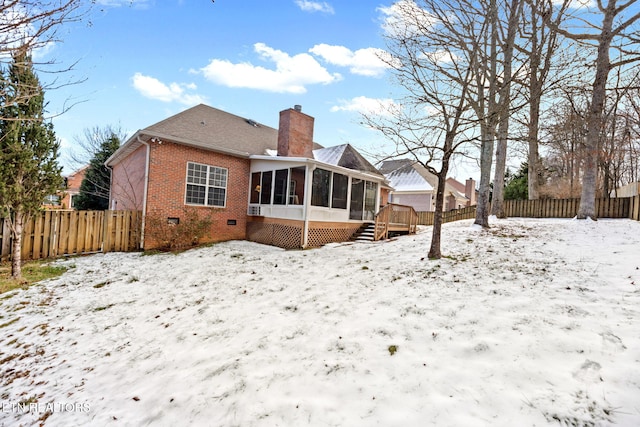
[246,151,388,249]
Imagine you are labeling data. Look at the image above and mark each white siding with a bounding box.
[391,193,433,212]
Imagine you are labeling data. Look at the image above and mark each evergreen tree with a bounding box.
[74,133,121,210]
[504,162,528,200]
[0,48,63,279]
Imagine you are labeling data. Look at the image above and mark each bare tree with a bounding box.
[467,0,501,228]
[621,85,640,184]
[66,124,127,168]
[377,0,522,229]
[491,0,525,218]
[366,0,478,259]
[542,0,640,219]
[542,73,640,199]
[543,99,589,198]
[519,0,572,200]
[0,1,83,54]
[600,74,627,197]
[1,1,87,121]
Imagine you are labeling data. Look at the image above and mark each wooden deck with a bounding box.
[374,203,419,241]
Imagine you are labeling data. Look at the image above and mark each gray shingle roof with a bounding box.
[107,104,327,166]
[108,105,387,178]
[144,104,279,156]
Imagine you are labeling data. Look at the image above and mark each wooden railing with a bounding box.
[374,203,419,241]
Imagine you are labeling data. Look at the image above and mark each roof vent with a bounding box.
[246,119,259,127]
[294,104,302,112]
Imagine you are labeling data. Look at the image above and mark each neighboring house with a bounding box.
[43,166,87,209]
[106,104,390,250]
[446,177,477,207]
[61,166,88,209]
[42,194,62,208]
[380,159,470,211]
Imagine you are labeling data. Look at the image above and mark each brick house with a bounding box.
[61,165,88,209]
[446,177,477,208]
[106,104,389,250]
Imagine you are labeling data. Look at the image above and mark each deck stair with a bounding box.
[350,223,376,242]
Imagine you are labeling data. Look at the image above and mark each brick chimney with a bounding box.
[277,105,314,158]
[465,178,477,206]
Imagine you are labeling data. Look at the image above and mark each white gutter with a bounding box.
[249,154,385,183]
[138,136,151,249]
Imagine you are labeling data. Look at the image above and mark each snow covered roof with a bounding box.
[258,144,384,178]
[381,159,436,192]
[313,144,382,176]
[381,159,468,199]
[385,163,434,192]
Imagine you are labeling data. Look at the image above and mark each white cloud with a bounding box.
[310,44,389,77]
[295,0,335,14]
[198,43,342,94]
[378,0,437,38]
[330,96,399,117]
[421,49,457,64]
[131,73,207,105]
[0,4,38,56]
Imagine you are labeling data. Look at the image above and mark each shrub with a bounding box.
[144,207,216,251]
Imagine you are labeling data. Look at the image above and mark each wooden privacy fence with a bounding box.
[417,205,477,226]
[415,196,640,226]
[504,196,640,220]
[0,210,142,261]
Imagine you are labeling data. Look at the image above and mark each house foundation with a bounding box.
[247,217,362,249]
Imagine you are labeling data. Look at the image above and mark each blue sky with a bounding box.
[29,0,640,181]
[39,0,478,180]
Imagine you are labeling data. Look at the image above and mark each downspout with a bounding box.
[104,164,114,252]
[138,136,151,249]
[105,164,114,210]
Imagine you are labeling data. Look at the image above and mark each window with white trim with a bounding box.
[185,162,228,207]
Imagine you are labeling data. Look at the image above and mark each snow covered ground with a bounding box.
[1,217,639,427]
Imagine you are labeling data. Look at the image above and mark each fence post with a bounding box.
[631,195,640,221]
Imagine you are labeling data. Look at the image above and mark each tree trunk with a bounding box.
[475,123,495,228]
[491,0,520,218]
[527,4,542,200]
[528,95,541,200]
[11,208,24,280]
[492,138,507,218]
[429,159,451,259]
[577,2,615,219]
[474,0,499,228]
